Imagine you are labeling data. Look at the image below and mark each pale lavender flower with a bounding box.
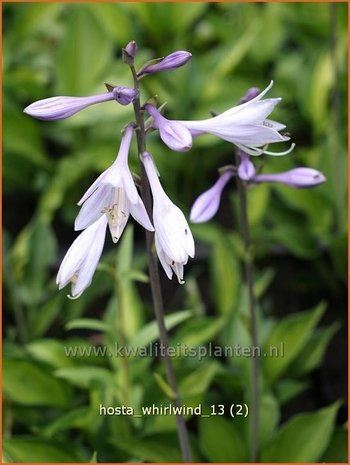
[144,104,192,152]
[23,86,138,121]
[190,169,233,223]
[56,215,107,299]
[253,167,326,188]
[177,81,294,157]
[141,152,194,283]
[75,125,154,242]
[137,51,192,78]
[237,151,256,181]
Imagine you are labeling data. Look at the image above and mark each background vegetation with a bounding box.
[3,2,348,462]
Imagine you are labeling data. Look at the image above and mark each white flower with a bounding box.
[75,125,154,242]
[141,152,195,283]
[178,81,294,156]
[56,215,107,299]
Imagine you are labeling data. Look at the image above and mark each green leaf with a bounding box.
[6,3,64,42]
[179,362,219,399]
[172,316,226,348]
[274,379,309,405]
[153,373,177,400]
[65,318,112,334]
[194,226,239,315]
[261,402,340,462]
[86,3,132,43]
[321,427,348,462]
[130,310,192,348]
[308,52,333,132]
[3,359,70,407]
[12,220,57,305]
[27,293,64,339]
[258,393,280,447]
[199,415,248,462]
[26,339,77,368]
[3,438,80,463]
[288,322,339,375]
[116,225,134,276]
[3,105,48,169]
[41,407,91,437]
[254,268,275,299]
[114,433,182,462]
[247,183,270,227]
[90,451,98,463]
[211,236,240,315]
[55,366,113,389]
[263,302,326,381]
[221,309,251,367]
[55,6,112,95]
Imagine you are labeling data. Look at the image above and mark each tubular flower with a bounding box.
[23,86,138,121]
[144,104,192,152]
[141,152,195,283]
[253,167,326,188]
[137,51,192,78]
[190,169,233,223]
[56,215,108,299]
[75,125,154,243]
[177,81,293,156]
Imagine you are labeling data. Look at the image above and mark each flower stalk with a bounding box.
[235,151,259,463]
[129,63,192,463]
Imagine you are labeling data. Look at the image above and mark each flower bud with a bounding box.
[23,93,115,121]
[125,41,138,58]
[254,167,326,188]
[240,87,261,104]
[137,51,192,78]
[112,86,139,105]
[190,169,233,223]
[237,152,256,181]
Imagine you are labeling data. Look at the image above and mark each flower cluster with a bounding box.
[190,88,326,224]
[24,44,325,297]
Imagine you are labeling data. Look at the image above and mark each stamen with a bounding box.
[263,142,295,156]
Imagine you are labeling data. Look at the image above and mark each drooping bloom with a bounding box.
[141,152,194,283]
[56,215,108,299]
[177,81,293,156]
[253,167,326,188]
[75,124,154,242]
[137,51,192,79]
[23,86,139,121]
[144,104,192,152]
[190,169,233,223]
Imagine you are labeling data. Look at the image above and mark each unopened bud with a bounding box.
[112,86,139,105]
[122,40,138,65]
[137,51,192,79]
[240,87,261,104]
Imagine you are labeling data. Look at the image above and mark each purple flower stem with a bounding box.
[235,150,259,463]
[128,63,192,463]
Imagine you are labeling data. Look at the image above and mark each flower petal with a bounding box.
[75,185,113,230]
[129,197,154,231]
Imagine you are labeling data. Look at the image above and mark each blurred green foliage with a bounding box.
[3,2,347,463]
